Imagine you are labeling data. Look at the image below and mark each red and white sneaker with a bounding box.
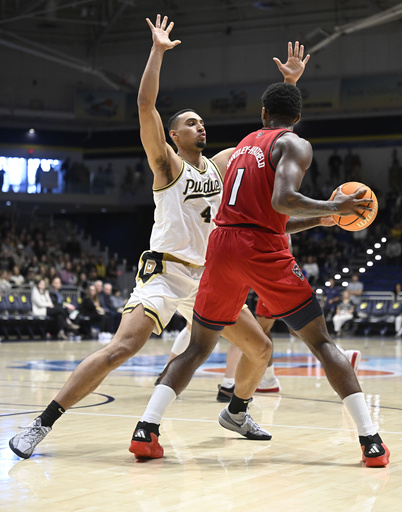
[129,421,164,459]
[256,375,281,393]
[344,350,362,373]
[360,434,390,467]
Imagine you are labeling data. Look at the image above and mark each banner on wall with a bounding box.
[75,90,126,121]
[341,75,402,110]
[77,73,402,124]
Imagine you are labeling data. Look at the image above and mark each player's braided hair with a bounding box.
[261,83,302,120]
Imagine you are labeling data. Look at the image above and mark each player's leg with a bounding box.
[154,322,192,385]
[222,307,271,399]
[255,316,281,392]
[54,306,154,409]
[216,343,242,402]
[130,320,223,458]
[9,306,155,459]
[166,321,191,362]
[217,309,272,441]
[293,312,390,467]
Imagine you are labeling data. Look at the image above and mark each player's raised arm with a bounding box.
[138,14,182,187]
[274,41,310,85]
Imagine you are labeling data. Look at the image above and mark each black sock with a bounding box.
[359,433,382,447]
[135,421,160,436]
[39,400,65,427]
[228,393,252,415]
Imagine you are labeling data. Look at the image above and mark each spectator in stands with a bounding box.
[25,269,37,287]
[323,277,341,320]
[99,281,121,333]
[106,257,118,286]
[64,235,82,259]
[104,162,115,189]
[26,255,40,276]
[0,269,12,294]
[347,273,364,306]
[85,254,97,276]
[94,279,103,295]
[393,283,402,337]
[78,284,108,339]
[302,255,320,285]
[110,287,126,313]
[343,148,354,181]
[9,265,25,286]
[49,276,79,332]
[96,256,107,280]
[76,271,89,291]
[332,290,355,337]
[0,248,15,271]
[38,264,49,281]
[87,268,99,286]
[13,243,28,269]
[328,149,342,183]
[47,266,59,284]
[35,164,43,193]
[60,261,77,285]
[388,149,402,191]
[31,279,69,340]
[0,166,5,191]
[121,166,135,195]
[385,236,402,265]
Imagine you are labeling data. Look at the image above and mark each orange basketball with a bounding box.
[329,181,378,231]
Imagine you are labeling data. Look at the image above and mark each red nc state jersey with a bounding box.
[215,127,295,233]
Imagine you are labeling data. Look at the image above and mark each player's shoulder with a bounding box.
[277,131,311,151]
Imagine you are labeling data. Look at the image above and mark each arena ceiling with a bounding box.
[0,0,401,131]
[1,1,401,83]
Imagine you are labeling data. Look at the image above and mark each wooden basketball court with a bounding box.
[1,334,400,511]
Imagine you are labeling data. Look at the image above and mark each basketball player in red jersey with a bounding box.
[132,79,389,466]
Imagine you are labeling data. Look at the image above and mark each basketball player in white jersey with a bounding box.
[9,14,310,459]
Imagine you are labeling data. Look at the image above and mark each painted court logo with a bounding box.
[292,263,304,281]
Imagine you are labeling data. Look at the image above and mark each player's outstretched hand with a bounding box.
[146,14,181,51]
[274,41,310,85]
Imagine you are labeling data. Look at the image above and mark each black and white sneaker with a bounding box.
[9,418,51,459]
[218,406,272,440]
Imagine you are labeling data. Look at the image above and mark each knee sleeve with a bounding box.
[171,326,191,355]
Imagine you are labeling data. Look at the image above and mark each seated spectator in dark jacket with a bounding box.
[99,282,121,332]
[49,276,79,333]
[323,277,341,319]
[79,284,108,338]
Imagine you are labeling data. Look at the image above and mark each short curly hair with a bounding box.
[167,109,197,131]
[261,83,302,120]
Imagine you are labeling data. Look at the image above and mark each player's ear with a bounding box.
[261,107,267,124]
[294,113,301,125]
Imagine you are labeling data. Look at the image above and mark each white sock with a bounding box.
[222,377,235,388]
[264,364,275,379]
[170,326,191,356]
[141,384,177,425]
[343,392,376,436]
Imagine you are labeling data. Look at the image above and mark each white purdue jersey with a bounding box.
[150,156,223,266]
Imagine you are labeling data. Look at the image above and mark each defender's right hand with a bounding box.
[146,14,181,51]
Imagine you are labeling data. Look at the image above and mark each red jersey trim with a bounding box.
[271,292,315,318]
[267,129,292,173]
